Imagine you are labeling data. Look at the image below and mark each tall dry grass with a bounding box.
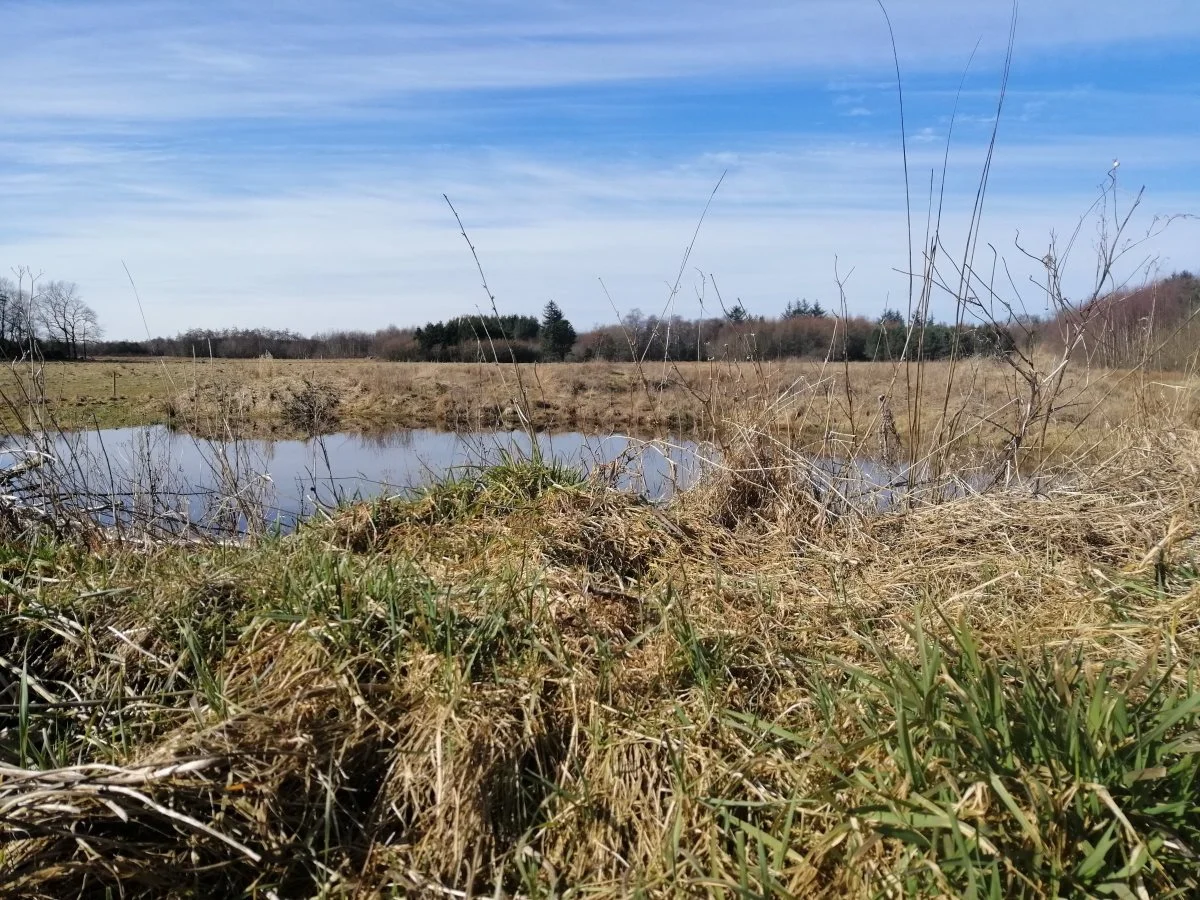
[2,421,1199,897]
[4,19,1200,896]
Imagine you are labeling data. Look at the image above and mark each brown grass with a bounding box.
[2,418,1199,897]
[4,356,1198,461]
[3,341,1200,897]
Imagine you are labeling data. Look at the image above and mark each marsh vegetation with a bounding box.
[3,299,1200,897]
[2,414,1199,897]
[2,34,1200,895]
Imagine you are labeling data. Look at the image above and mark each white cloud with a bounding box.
[3,1,1200,122]
[0,1,1196,339]
[3,137,1194,339]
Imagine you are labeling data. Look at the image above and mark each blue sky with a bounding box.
[2,1,1199,339]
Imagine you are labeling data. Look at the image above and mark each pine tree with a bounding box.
[541,301,577,361]
[784,299,826,319]
[783,299,810,319]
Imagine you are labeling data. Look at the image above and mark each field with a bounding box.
[4,356,1199,461]
[3,352,1200,897]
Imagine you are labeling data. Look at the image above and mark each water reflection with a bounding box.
[1,426,709,533]
[1,426,1012,539]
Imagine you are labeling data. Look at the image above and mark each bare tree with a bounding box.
[39,280,73,353]
[0,276,14,344]
[7,267,44,350]
[38,281,101,358]
[76,304,103,358]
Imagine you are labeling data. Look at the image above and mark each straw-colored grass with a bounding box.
[2,418,1199,897]
[4,356,1198,462]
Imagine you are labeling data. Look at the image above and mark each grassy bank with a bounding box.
[2,425,1199,897]
[4,356,1198,462]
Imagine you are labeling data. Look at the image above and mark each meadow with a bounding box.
[4,355,1197,464]
[2,344,1200,897]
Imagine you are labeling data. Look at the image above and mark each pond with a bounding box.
[1,425,1008,538]
[0,426,711,534]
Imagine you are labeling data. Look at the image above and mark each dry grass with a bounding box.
[3,356,1198,460]
[2,419,1199,897]
[3,332,1200,898]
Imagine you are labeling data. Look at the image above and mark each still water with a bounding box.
[1,426,709,533]
[1,426,992,537]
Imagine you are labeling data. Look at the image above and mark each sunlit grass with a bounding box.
[2,443,1199,897]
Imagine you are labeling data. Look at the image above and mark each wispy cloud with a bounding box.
[5,138,1194,338]
[5,1,1200,122]
[0,1,1197,337]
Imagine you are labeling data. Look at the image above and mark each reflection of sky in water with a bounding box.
[1,427,709,532]
[1,427,1004,537]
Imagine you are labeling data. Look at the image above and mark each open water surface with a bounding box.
[1,426,710,533]
[1,425,1002,537]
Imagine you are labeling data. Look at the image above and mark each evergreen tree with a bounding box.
[783,299,810,319]
[725,301,748,324]
[540,301,577,360]
[784,299,826,319]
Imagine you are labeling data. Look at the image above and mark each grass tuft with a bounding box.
[809,620,1200,897]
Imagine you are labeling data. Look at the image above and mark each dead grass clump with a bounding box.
[534,489,682,580]
[432,392,474,429]
[330,456,590,553]
[866,490,1155,574]
[5,711,389,896]
[546,584,649,645]
[2,590,195,708]
[829,440,1200,657]
[366,672,570,886]
[328,497,414,552]
[692,432,827,533]
[281,378,342,433]
[1,619,392,898]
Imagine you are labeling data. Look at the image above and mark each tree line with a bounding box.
[1038,270,1200,370]
[91,294,1018,364]
[9,265,1197,369]
[572,306,1013,363]
[0,270,104,360]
